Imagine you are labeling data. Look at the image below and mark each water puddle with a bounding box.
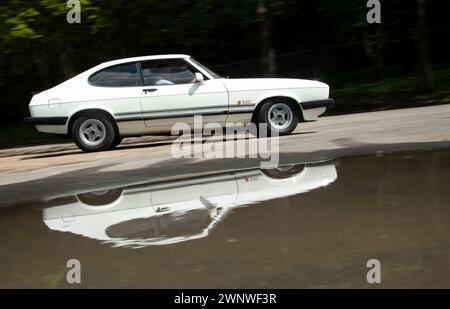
[1,150,450,288]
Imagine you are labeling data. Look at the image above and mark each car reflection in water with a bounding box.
[43,161,337,248]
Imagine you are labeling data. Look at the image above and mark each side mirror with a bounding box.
[195,72,205,85]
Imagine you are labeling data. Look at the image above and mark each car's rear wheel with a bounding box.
[257,101,299,136]
[72,114,116,152]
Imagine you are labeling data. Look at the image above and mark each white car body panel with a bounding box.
[27,54,333,136]
[139,79,229,129]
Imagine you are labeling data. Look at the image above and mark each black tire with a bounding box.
[257,100,299,136]
[110,135,123,149]
[72,113,116,152]
[77,189,123,206]
[261,164,305,179]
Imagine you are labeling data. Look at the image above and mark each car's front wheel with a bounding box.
[257,101,299,136]
[110,135,123,149]
[72,114,116,152]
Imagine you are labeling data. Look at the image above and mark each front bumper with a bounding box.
[24,117,68,126]
[301,98,334,111]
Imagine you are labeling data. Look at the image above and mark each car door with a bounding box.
[88,62,144,123]
[150,173,238,210]
[149,173,239,239]
[139,59,228,130]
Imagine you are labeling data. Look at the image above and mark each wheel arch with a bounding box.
[251,95,304,124]
[67,108,118,137]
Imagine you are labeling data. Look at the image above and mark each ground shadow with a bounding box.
[19,131,317,159]
[21,141,175,159]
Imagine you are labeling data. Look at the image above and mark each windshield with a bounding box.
[189,58,222,79]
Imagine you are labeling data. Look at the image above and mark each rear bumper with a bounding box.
[24,117,68,126]
[301,98,334,111]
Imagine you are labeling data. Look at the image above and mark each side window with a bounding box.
[89,63,140,87]
[140,59,200,86]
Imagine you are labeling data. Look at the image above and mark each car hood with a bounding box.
[219,78,328,92]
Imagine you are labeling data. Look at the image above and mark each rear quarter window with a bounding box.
[89,62,140,87]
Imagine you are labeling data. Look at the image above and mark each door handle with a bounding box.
[143,88,157,94]
[155,206,170,213]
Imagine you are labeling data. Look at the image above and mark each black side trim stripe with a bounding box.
[300,99,334,110]
[144,110,227,120]
[226,108,254,114]
[24,117,68,125]
[116,117,143,122]
[115,108,254,122]
[116,105,255,117]
[116,105,243,116]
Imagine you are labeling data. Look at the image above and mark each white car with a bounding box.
[25,54,334,152]
[43,161,337,248]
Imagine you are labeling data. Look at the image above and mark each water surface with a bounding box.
[1,150,450,288]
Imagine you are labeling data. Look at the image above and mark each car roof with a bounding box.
[71,54,194,81]
[100,54,191,67]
